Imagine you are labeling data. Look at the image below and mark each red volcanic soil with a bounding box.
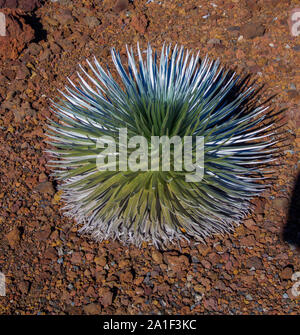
[0,0,299,315]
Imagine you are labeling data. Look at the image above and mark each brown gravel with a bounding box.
[0,0,300,315]
[0,8,35,61]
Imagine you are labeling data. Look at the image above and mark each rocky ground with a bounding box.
[0,0,299,315]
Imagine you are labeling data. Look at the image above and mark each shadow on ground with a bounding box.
[23,12,47,43]
[283,172,300,247]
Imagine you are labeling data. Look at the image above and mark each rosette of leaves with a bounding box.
[46,44,279,248]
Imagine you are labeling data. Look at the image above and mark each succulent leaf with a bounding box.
[46,44,279,248]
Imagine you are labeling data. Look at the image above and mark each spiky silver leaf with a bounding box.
[46,43,278,248]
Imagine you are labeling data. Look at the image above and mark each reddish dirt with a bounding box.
[0,8,35,61]
[0,0,299,315]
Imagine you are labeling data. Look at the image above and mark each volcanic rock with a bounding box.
[0,0,42,12]
[0,9,35,60]
[240,22,265,39]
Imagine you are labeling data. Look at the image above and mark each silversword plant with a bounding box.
[47,44,278,248]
